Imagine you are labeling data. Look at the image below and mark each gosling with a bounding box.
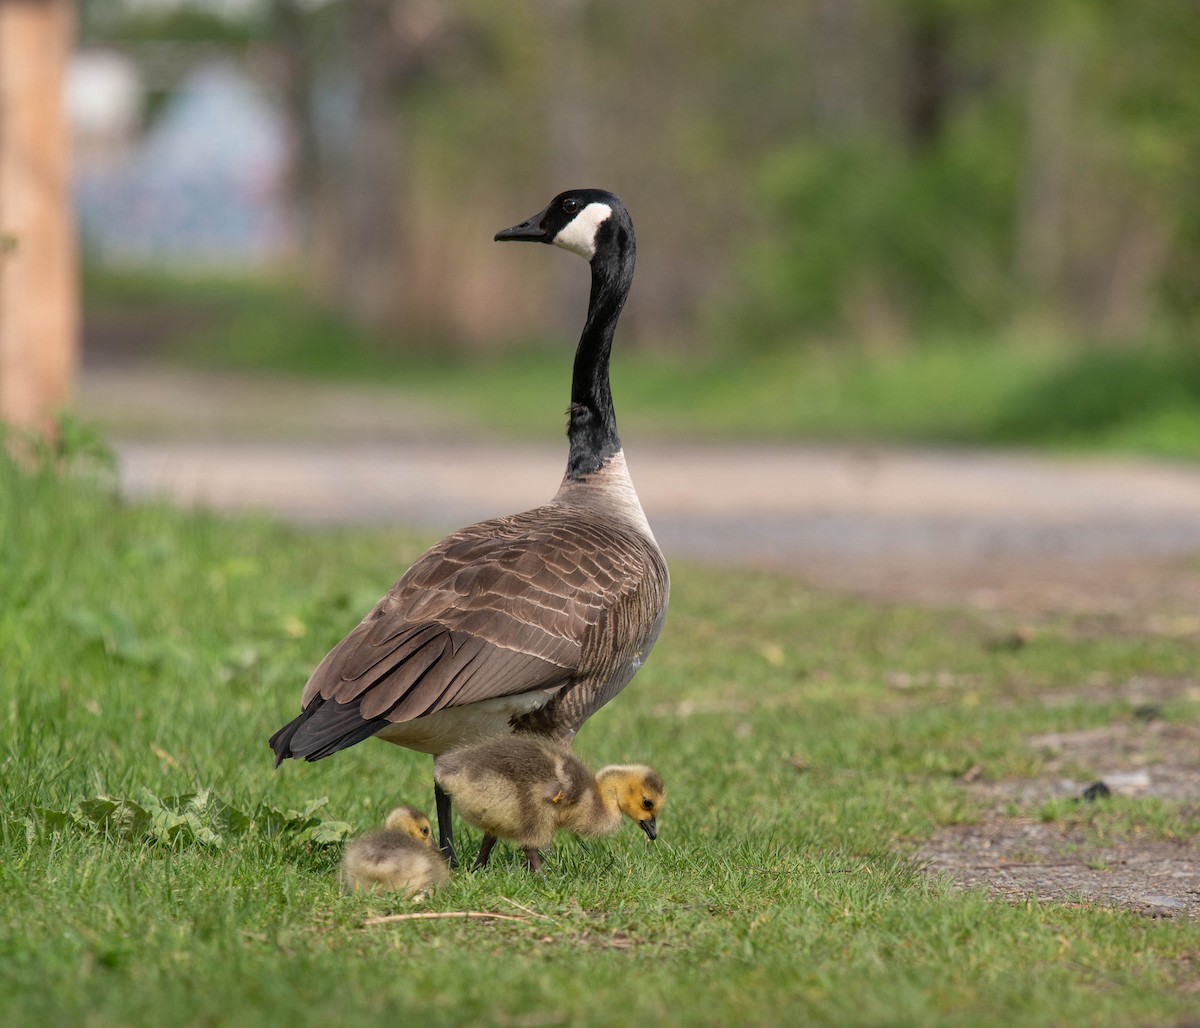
[339,805,451,897]
[433,736,665,871]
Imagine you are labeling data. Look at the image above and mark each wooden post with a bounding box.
[0,0,78,436]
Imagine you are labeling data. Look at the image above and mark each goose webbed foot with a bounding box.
[472,834,498,871]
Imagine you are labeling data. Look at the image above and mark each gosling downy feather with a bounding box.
[269,190,669,866]
[339,805,450,896]
[433,735,665,870]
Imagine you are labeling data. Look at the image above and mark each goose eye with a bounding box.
[641,798,654,811]
[421,826,430,836]
[562,197,580,214]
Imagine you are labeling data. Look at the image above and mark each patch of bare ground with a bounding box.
[921,820,1198,918]
[921,681,1200,918]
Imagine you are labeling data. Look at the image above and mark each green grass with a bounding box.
[2,445,1199,1026]
[85,269,1200,459]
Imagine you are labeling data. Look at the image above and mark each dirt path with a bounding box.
[88,368,1200,620]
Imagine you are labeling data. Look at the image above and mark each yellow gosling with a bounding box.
[339,805,451,897]
[433,736,665,871]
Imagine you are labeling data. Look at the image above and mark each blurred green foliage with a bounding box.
[990,344,1200,450]
[78,0,1200,348]
[736,0,1200,345]
[744,135,1020,339]
[84,269,1200,459]
[77,0,1200,452]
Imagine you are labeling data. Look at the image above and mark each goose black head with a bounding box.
[495,189,631,263]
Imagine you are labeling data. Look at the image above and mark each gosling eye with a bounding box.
[641,798,654,812]
[421,826,430,837]
[562,197,580,214]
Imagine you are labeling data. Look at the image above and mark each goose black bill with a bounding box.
[495,210,549,243]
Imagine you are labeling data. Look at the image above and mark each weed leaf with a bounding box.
[33,791,349,848]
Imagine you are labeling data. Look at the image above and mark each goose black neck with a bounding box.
[566,226,635,480]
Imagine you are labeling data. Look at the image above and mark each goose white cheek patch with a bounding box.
[553,202,613,259]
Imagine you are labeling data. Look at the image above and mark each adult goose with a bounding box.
[269,189,669,867]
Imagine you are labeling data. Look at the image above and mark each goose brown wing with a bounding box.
[297,508,654,726]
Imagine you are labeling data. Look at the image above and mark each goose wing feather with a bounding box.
[296,507,662,731]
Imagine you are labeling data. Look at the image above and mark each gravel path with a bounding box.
[86,368,1200,615]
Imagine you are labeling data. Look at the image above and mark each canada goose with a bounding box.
[269,190,669,868]
[339,805,451,896]
[433,735,665,871]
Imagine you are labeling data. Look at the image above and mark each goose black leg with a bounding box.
[473,834,498,871]
[434,778,457,870]
[523,847,542,872]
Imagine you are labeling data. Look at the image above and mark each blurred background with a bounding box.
[6,0,1182,458]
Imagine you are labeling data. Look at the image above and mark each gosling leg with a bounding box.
[434,778,457,870]
[473,834,498,871]
[523,847,542,872]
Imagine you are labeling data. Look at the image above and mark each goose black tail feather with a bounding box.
[268,698,389,767]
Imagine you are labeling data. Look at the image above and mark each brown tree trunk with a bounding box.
[903,9,951,152]
[270,0,321,254]
[1015,37,1077,310]
[539,0,591,332]
[326,0,411,334]
[810,0,869,137]
[0,0,78,436]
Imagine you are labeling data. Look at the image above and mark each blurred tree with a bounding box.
[738,0,1200,347]
[0,0,78,435]
[76,0,1200,352]
[270,0,321,250]
[272,0,472,333]
[901,1,953,151]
